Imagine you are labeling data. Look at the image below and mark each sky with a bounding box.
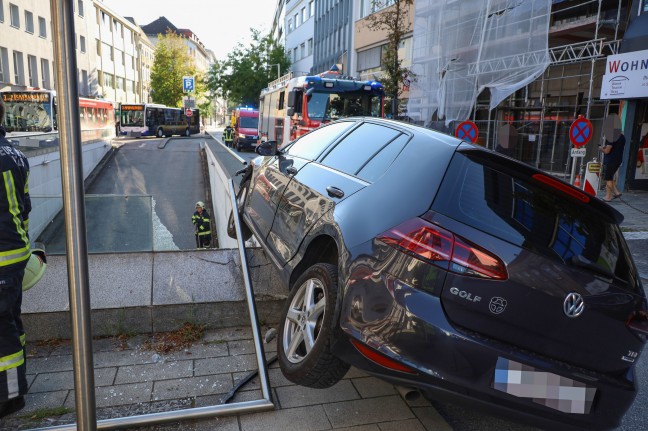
[101,0,279,60]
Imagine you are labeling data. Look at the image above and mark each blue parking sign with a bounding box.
[183,76,195,92]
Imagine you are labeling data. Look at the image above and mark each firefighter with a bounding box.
[192,201,212,248]
[223,125,234,148]
[0,97,31,418]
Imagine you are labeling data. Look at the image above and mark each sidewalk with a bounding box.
[602,190,648,234]
[0,326,452,431]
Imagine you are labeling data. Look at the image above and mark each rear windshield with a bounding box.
[432,152,629,278]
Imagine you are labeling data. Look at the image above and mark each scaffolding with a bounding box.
[408,0,629,179]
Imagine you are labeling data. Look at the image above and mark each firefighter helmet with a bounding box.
[22,249,47,291]
[196,201,205,209]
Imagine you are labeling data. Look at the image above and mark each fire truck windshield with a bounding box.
[307,92,381,121]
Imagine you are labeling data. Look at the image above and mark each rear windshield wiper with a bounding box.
[569,254,614,279]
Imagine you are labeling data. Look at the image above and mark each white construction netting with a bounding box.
[407,0,551,125]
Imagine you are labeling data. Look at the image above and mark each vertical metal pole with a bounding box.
[50,1,97,430]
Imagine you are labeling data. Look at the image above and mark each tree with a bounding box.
[206,29,290,108]
[150,31,197,107]
[364,0,414,117]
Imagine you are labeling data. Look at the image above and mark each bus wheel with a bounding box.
[185,128,190,137]
[157,128,164,138]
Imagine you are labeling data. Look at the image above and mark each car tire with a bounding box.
[157,128,164,138]
[277,263,350,388]
[185,128,190,137]
[226,179,252,240]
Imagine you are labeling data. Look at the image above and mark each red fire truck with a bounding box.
[258,66,385,147]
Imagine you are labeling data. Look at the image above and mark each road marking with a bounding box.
[623,232,648,240]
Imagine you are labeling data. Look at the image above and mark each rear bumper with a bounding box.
[236,137,258,150]
[335,266,637,431]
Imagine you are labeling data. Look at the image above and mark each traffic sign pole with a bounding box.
[568,116,593,184]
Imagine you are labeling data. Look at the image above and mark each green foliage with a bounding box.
[206,29,291,108]
[150,31,198,107]
[364,0,414,116]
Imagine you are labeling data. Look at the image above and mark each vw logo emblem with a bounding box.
[563,292,585,318]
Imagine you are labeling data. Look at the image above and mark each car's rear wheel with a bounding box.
[157,128,164,138]
[227,179,252,240]
[277,263,349,388]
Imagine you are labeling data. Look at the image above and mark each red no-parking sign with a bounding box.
[569,117,593,148]
[455,121,479,143]
[185,108,193,117]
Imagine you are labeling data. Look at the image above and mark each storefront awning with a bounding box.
[620,13,648,54]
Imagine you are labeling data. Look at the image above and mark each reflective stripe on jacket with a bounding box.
[1,133,31,270]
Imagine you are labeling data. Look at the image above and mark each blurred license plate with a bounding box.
[492,357,596,414]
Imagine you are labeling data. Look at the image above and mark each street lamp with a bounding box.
[269,63,281,80]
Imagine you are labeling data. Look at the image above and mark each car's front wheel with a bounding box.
[278,263,349,388]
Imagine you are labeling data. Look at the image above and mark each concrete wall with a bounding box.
[22,248,286,340]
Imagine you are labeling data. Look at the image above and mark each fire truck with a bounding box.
[258,66,384,147]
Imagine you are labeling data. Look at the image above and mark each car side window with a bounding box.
[356,134,409,182]
[320,123,402,180]
[286,121,355,160]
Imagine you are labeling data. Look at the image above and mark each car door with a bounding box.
[268,121,405,263]
[245,121,357,253]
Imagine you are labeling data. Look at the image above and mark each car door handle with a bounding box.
[286,166,298,175]
[326,186,344,198]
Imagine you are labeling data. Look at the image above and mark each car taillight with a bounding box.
[378,218,508,280]
[627,312,648,339]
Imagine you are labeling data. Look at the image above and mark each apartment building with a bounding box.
[0,0,154,104]
[312,0,353,74]
[285,0,315,75]
[140,16,210,75]
[0,0,95,94]
[93,1,154,103]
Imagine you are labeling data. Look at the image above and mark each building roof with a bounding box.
[141,16,179,36]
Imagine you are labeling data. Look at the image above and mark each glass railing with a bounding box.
[34,195,155,254]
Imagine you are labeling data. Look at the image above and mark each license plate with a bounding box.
[492,357,596,414]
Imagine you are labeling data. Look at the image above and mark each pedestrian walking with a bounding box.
[192,201,212,248]
[0,97,31,418]
[601,114,625,202]
[223,125,234,148]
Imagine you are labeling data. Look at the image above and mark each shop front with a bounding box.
[600,12,648,191]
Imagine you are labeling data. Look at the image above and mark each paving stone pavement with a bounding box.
[0,326,453,431]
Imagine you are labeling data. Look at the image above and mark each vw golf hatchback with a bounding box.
[229,118,647,430]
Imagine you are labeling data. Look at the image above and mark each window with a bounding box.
[104,72,114,88]
[308,38,313,56]
[13,50,24,84]
[300,43,306,59]
[301,7,307,23]
[10,3,19,28]
[77,0,84,17]
[294,13,298,28]
[24,10,33,33]
[80,35,86,53]
[293,47,298,62]
[322,123,402,179]
[309,1,314,17]
[287,121,355,160]
[27,54,37,86]
[0,2,4,22]
[122,51,125,65]
[41,58,50,88]
[0,47,8,82]
[38,16,46,38]
[287,19,292,33]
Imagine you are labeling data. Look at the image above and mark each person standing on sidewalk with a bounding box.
[0,97,31,418]
[600,124,625,202]
[192,201,212,248]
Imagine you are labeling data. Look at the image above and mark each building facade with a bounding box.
[285,0,315,75]
[312,0,353,74]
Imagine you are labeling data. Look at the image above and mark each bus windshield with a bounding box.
[1,92,55,133]
[307,92,381,121]
[120,105,145,127]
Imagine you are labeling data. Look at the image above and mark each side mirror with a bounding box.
[287,107,294,116]
[256,140,277,156]
[287,90,296,108]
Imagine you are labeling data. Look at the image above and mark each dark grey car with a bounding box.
[229,118,647,430]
